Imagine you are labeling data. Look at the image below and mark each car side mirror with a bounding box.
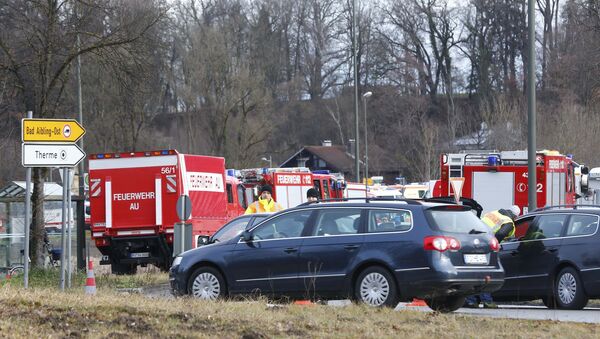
[240,230,253,242]
[197,235,210,247]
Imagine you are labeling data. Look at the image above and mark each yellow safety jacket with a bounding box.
[481,210,515,239]
[244,198,284,214]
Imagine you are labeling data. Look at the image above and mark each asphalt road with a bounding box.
[395,302,600,324]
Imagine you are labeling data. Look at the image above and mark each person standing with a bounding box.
[245,185,283,214]
[306,188,319,202]
[465,205,520,308]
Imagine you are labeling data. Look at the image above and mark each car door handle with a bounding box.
[510,250,518,256]
[544,248,558,253]
[284,247,298,253]
[344,245,360,250]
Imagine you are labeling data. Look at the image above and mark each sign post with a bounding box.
[21,118,86,291]
[174,195,192,256]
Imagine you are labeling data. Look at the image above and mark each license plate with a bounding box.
[464,254,488,265]
[130,252,150,258]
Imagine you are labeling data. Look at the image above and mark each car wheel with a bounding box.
[424,295,466,313]
[187,267,226,300]
[354,266,399,307]
[554,267,588,310]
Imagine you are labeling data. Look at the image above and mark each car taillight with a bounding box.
[489,237,500,251]
[424,236,461,252]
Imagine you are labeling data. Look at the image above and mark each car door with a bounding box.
[297,208,364,295]
[227,209,314,295]
[497,216,535,296]
[513,214,566,295]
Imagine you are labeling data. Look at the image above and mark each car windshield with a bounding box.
[211,217,251,243]
[425,208,490,234]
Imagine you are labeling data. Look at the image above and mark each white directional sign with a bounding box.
[22,143,86,167]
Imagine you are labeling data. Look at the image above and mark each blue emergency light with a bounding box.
[487,155,499,166]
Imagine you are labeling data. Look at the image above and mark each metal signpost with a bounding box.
[21,118,86,290]
[174,195,192,256]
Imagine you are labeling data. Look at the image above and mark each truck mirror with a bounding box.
[240,230,253,242]
[582,166,589,175]
[197,235,210,247]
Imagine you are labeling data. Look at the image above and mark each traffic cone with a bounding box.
[84,259,97,295]
[407,298,427,307]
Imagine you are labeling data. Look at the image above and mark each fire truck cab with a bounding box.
[434,150,583,215]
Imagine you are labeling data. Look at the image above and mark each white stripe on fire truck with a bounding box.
[91,179,102,197]
[105,179,112,228]
[88,155,177,170]
[166,175,176,193]
[117,230,155,236]
[155,177,162,226]
[178,154,188,195]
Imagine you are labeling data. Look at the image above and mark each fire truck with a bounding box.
[433,150,586,215]
[88,150,246,274]
[238,168,345,208]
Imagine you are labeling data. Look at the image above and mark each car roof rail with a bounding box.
[533,204,600,212]
[297,197,423,207]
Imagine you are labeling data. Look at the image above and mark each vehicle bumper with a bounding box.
[396,267,505,299]
[169,265,186,296]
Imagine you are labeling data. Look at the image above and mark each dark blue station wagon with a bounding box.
[170,199,505,312]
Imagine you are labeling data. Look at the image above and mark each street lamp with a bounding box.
[261,155,272,168]
[362,92,372,182]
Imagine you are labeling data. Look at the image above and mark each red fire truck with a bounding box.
[238,168,345,208]
[433,150,584,215]
[88,150,246,274]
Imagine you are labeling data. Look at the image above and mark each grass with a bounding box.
[0,285,596,338]
[1,267,169,289]
[0,269,598,337]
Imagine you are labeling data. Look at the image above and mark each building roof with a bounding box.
[0,181,66,199]
[303,145,355,172]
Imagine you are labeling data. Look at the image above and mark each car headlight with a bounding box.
[172,256,182,267]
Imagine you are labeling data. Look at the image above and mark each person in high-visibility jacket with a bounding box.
[465,205,520,309]
[245,185,284,214]
[481,205,519,242]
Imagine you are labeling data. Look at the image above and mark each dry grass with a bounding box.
[0,286,597,338]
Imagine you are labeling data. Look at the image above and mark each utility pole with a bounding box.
[353,0,360,182]
[76,34,86,270]
[527,0,537,212]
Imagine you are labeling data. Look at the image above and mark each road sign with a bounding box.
[449,177,465,204]
[176,194,192,221]
[22,118,86,143]
[22,143,86,167]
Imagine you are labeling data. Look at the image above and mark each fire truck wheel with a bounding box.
[554,267,588,310]
[111,263,137,275]
[188,266,226,300]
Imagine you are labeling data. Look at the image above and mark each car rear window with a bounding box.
[425,207,490,234]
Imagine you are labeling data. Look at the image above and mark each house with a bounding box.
[280,141,400,183]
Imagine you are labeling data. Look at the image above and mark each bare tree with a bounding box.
[0,0,167,266]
